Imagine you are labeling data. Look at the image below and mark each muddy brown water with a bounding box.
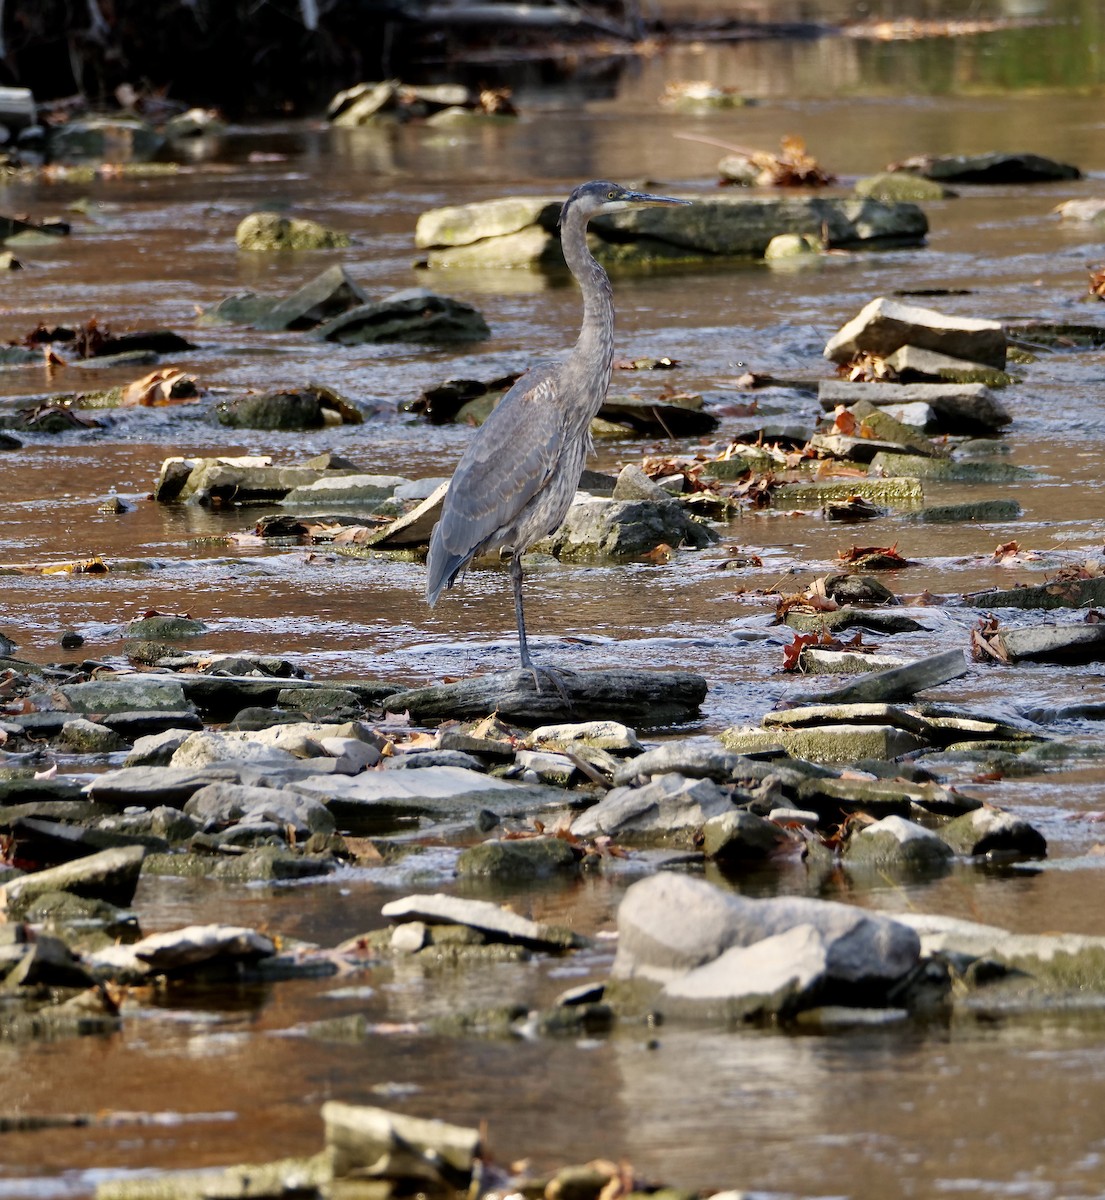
[4,19,1105,1200]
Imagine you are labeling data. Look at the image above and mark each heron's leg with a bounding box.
[509,553,571,705]
[510,552,534,671]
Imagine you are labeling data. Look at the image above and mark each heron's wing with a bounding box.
[426,366,563,604]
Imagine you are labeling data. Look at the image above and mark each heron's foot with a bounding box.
[518,658,574,707]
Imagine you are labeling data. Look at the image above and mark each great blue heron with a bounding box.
[425,179,690,675]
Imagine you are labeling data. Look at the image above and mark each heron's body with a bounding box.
[425,180,688,671]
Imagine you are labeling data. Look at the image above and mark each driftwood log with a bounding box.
[383,668,707,726]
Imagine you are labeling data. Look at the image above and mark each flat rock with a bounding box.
[721,723,928,762]
[380,893,580,950]
[795,774,974,822]
[177,674,397,720]
[598,396,718,437]
[916,499,1023,523]
[351,481,449,549]
[819,379,1011,433]
[124,729,195,767]
[58,677,192,715]
[611,744,769,787]
[783,607,926,635]
[884,344,1013,387]
[85,765,244,809]
[87,923,277,980]
[764,702,929,736]
[799,648,909,675]
[969,576,1105,612]
[892,151,1081,184]
[289,764,567,824]
[281,473,405,506]
[235,211,350,251]
[658,924,833,1019]
[418,194,927,269]
[868,452,1031,483]
[824,297,1007,370]
[892,911,1105,967]
[0,844,145,914]
[571,773,734,843]
[991,622,1105,664]
[58,717,126,754]
[529,720,642,753]
[770,477,924,511]
[154,456,360,505]
[794,648,968,705]
[383,668,707,727]
[843,397,947,456]
[101,710,204,739]
[854,172,953,201]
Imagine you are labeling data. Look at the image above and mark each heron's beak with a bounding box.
[622,190,691,207]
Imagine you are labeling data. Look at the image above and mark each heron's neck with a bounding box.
[561,206,615,412]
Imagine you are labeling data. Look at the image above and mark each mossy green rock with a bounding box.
[236,212,351,251]
[869,452,1032,482]
[94,1153,332,1200]
[770,477,924,509]
[845,815,954,868]
[855,172,953,201]
[721,723,928,762]
[125,615,208,640]
[59,718,127,754]
[59,677,192,714]
[456,836,579,880]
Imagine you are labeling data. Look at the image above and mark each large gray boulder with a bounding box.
[183,782,335,837]
[844,814,955,870]
[612,873,920,990]
[547,497,717,561]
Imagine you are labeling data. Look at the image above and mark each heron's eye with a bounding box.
[607,190,617,199]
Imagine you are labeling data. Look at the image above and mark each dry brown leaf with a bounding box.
[120,368,199,407]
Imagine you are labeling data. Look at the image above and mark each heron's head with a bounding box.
[558,180,690,226]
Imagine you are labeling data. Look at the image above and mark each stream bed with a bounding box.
[3,12,1105,1200]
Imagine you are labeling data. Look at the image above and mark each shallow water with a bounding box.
[4,10,1105,1199]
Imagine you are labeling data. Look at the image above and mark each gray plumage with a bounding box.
[425,179,689,671]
